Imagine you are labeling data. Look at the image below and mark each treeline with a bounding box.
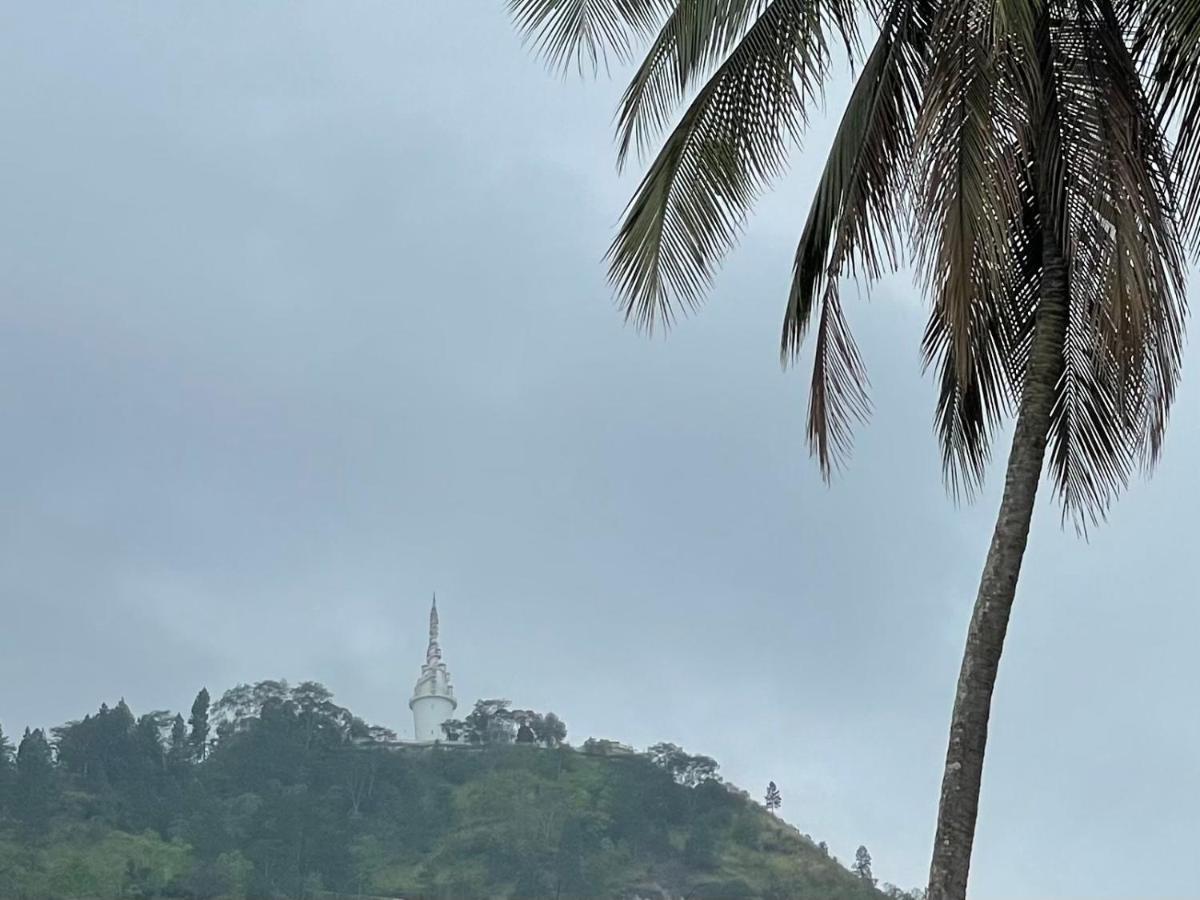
[0,682,906,899]
[440,698,566,746]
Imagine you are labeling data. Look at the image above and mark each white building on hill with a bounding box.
[408,596,457,743]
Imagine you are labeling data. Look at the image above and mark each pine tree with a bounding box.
[854,845,874,883]
[764,781,782,814]
[189,688,210,761]
[113,698,136,731]
[0,722,14,812]
[17,728,53,778]
[135,713,166,772]
[15,727,55,828]
[168,714,189,769]
[0,722,13,772]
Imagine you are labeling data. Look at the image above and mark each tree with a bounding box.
[648,743,719,788]
[189,688,211,761]
[531,711,567,748]
[548,713,568,743]
[135,712,168,772]
[854,845,874,883]
[507,5,1191,898]
[0,722,14,813]
[461,699,516,745]
[452,701,569,747]
[0,724,12,766]
[167,714,189,770]
[292,681,353,751]
[15,727,55,828]
[764,781,781,815]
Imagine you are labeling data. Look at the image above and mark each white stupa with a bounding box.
[409,595,457,742]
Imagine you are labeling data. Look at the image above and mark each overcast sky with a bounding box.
[3,4,1199,898]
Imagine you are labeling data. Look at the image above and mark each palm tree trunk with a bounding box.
[926,204,1068,896]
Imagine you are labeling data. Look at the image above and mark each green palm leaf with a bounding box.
[781,0,929,472]
[1135,0,1200,246]
[615,0,858,165]
[1042,0,1186,524]
[508,0,672,72]
[607,0,853,330]
[924,156,1039,497]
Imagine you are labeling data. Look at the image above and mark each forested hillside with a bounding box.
[0,682,916,899]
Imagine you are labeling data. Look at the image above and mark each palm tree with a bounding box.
[507,1,1189,898]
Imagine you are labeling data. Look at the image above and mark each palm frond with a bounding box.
[608,0,851,330]
[1133,0,1200,247]
[508,0,673,73]
[924,160,1040,497]
[615,0,859,166]
[807,290,870,471]
[913,0,1030,489]
[990,0,1040,55]
[780,0,930,474]
[1041,0,1187,525]
[915,0,1024,385]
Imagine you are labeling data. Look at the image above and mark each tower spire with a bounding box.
[426,593,441,664]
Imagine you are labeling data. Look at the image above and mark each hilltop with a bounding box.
[0,681,918,899]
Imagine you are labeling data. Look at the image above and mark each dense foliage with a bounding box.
[0,683,905,899]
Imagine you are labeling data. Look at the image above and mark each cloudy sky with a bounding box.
[3,4,1199,897]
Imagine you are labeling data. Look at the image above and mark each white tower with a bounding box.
[409,595,457,742]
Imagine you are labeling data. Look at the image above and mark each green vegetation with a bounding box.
[0,681,915,899]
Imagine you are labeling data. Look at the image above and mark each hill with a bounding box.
[0,681,915,899]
